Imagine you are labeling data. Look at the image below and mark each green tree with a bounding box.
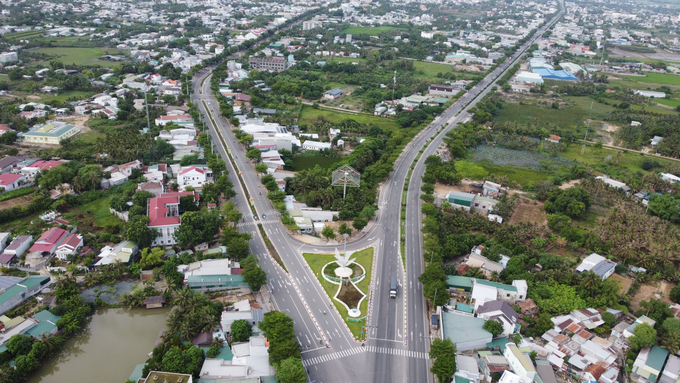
[161,347,187,373]
[352,217,368,231]
[7,335,34,356]
[221,201,243,225]
[483,320,504,336]
[231,319,253,342]
[630,323,657,351]
[321,226,336,241]
[338,223,352,237]
[662,318,680,354]
[255,164,269,174]
[277,357,307,383]
[126,215,158,249]
[601,311,617,327]
[174,210,223,248]
[671,286,680,304]
[260,311,300,366]
[639,299,673,324]
[133,190,156,209]
[226,237,250,260]
[242,257,267,292]
[14,354,39,374]
[246,147,262,161]
[429,338,456,383]
[140,247,165,270]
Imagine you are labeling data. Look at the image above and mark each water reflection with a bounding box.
[26,307,170,383]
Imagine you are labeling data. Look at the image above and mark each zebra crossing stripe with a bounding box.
[302,346,430,366]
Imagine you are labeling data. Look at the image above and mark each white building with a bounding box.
[476,300,519,337]
[55,234,83,261]
[0,174,28,191]
[575,253,616,280]
[516,71,544,85]
[504,343,537,379]
[148,191,197,247]
[661,173,680,184]
[177,166,213,190]
[0,52,18,63]
[302,141,332,151]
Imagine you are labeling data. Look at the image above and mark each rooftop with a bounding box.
[143,371,193,383]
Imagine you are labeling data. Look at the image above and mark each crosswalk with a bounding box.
[236,219,279,227]
[302,346,429,367]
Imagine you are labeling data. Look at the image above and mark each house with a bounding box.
[54,234,83,261]
[221,299,264,334]
[498,370,534,383]
[632,346,669,383]
[0,236,32,266]
[17,121,80,145]
[661,173,680,184]
[94,241,138,266]
[624,316,656,338]
[473,196,500,214]
[0,233,9,253]
[517,299,538,316]
[466,252,505,278]
[177,166,213,190]
[441,311,493,351]
[192,331,213,347]
[20,160,65,178]
[535,360,559,383]
[118,160,143,177]
[148,192,193,247]
[143,296,166,309]
[456,354,484,383]
[139,372,193,383]
[504,343,536,379]
[0,156,28,174]
[29,227,68,256]
[477,300,519,337]
[324,88,344,100]
[0,174,27,192]
[660,355,680,383]
[25,309,61,338]
[547,135,561,143]
[444,191,476,211]
[0,318,36,346]
[482,181,503,198]
[187,274,247,292]
[0,276,51,315]
[635,90,666,98]
[575,253,616,280]
[478,353,510,380]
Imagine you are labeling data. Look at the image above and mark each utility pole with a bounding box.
[581,101,594,155]
[144,89,151,133]
[392,70,396,102]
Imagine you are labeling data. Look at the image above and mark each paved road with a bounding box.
[190,2,563,380]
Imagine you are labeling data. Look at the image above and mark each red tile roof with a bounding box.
[28,160,65,170]
[179,166,204,175]
[58,234,82,250]
[30,227,68,253]
[148,196,181,227]
[549,135,561,141]
[0,174,23,186]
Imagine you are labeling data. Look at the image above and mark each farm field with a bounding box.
[291,153,343,171]
[39,90,94,104]
[655,98,680,108]
[298,105,400,131]
[454,160,550,188]
[32,47,125,67]
[619,72,680,86]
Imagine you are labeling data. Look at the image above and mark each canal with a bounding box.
[26,307,170,383]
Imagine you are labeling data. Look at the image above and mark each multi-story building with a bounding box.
[148,191,198,247]
[17,121,80,145]
[249,57,290,72]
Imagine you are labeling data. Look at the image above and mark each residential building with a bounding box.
[476,300,519,337]
[466,252,505,278]
[0,236,32,266]
[177,165,213,190]
[634,90,666,98]
[186,274,247,292]
[0,276,51,315]
[0,156,28,174]
[478,353,510,380]
[20,160,65,178]
[0,318,36,346]
[456,354,484,383]
[441,311,493,351]
[55,234,83,261]
[482,181,503,198]
[249,57,290,72]
[26,309,61,338]
[139,372,193,383]
[148,191,198,246]
[0,233,9,254]
[624,316,656,338]
[595,176,632,194]
[17,121,80,145]
[0,174,27,191]
[535,360,559,383]
[498,369,534,383]
[29,227,68,255]
[660,355,680,383]
[632,346,669,383]
[221,299,264,335]
[94,241,138,266]
[504,343,537,379]
[518,299,539,316]
[575,253,616,280]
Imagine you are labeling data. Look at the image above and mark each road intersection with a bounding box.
[190,3,563,380]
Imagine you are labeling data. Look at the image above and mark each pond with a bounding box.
[26,307,170,383]
[291,153,343,171]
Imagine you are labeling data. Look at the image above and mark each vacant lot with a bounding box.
[609,274,633,296]
[0,195,33,210]
[32,47,125,67]
[630,281,674,311]
[291,152,343,171]
[39,90,94,104]
[494,97,615,128]
[298,105,399,132]
[508,198,547,225]
[619,72,680,86]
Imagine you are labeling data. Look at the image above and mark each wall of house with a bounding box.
[151,225,178,246]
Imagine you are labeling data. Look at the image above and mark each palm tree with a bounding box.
[38,333,57,353]
[581,271,600,297]
[489,271,501,282]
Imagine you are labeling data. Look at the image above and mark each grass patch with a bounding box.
[39,90,94,104]
[619,72,680,86]
[74,130,106,145]
[325,57,368,64]
[298,105,399,132]
[341,26,402,34]
[655,98,680,108]
[32,47,126,67]
[291,152,343,171]
[478,164,550,187]
[454,161,489,179]
[494,98,615,128]
[302,248,374,339]
[413,61,455,78]
[63,196,122,232]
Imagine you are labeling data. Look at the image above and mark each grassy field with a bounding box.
[455,160,550,187]
[33,47,125,67]
[298,105,399,131]
[619,72,680,86]
[39,90,94,104]
[62,196,122,232]
[413,61,455,77]
[74,130,106,145]
[325,57,368,64]
[655,98,680,108]
[493,98,615,128]
[292,153,343,171]
[302,248,373,339]
[341,26,402,34]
